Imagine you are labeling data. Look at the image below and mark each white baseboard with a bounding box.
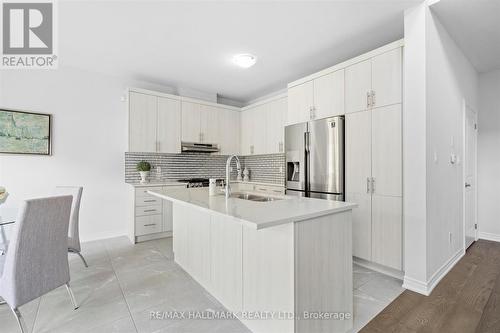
[478,232,500,242]
[353,257,404,280]
[403,248,464,296]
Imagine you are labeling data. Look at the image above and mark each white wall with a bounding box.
[0,67,175,242]
[478,70,500,240]
[403,1,478,294]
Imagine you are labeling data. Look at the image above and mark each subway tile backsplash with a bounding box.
[125,152,285,185]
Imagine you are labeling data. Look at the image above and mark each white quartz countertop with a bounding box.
[148,187,357,230]
[127,181,188,188]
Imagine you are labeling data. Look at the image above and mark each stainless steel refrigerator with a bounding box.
[285,116,344,201]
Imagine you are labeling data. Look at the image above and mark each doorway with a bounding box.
[464,102,477,250]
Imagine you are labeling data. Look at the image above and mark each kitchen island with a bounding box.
[148,187,357,333]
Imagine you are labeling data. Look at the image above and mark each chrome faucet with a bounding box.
[225,155,241,199]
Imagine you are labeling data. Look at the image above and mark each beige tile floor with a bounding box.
[0,236,403,333]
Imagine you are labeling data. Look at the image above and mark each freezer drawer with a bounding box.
[309,191,344,201]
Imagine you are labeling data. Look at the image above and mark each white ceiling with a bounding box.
[59,1,420,103]
[431,0,500,73]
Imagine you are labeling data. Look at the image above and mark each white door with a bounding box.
[181,101,201,142]
[157,97,181,153]
[464,105,477,249]
[345,111,372,261]
[128,92,157,152]
[287,81,313,125]
[345,59,372,114]
[313,69,345,119]
[371,48,402,109]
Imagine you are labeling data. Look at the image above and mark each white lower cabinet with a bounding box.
[132,184,186,242]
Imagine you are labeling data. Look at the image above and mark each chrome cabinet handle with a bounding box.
[144,223,156,227]
[371,177,375,194]
[371,91,376,107]
[144,209,157,212]
[367,177,371,193]
[465,183,471,188]
[367,92,371,108]
[144,199,156,203]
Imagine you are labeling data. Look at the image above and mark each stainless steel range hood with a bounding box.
[181,142,220,153]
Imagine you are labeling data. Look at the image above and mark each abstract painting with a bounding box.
[0,109,51,155]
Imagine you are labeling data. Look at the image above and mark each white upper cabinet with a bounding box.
[219,108,240,155]
[371,48,402,108]
[128,91,181,153]
[129,92,157,152]
[181,101,201,142]
[313,70,345,119]
[287,70,345,125]
[241,96,286,155]
[240,109,253,155]
[345,47,402,113]
[287,81,313,125]
[345,59,372,114]
[266,97,286,154]
[200,104,220,144]
[157,97,181,153]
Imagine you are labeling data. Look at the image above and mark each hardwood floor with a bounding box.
[360,240,500,333]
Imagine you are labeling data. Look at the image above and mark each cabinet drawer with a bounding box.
[135,186,163,198]
[136,205,162,216]
[136,196,161,206]
[135,215,162,236]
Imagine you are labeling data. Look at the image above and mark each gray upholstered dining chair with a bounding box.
[54,186,88,268]
[0,195,79,333]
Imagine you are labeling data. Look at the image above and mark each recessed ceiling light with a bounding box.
[232,54,257,68]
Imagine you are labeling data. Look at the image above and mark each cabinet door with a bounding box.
[129,92,157,152]
[265,97,286,154]
[345,59,372,114]
[372,195,402,270]
[345,110,372,261]
[287,81,313,125]
[240,109,253,155]
[200,104,219,144]
[252,104,267,155]
[181,101,201,142]
[313,69,345,119]
[371,48,402,109]
[347,192,372,261]
[219,108,240,155]
[157,97,181,153]
[345,111,372,194]
[371,104,402,197]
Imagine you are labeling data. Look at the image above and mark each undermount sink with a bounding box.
[229,192,283,202]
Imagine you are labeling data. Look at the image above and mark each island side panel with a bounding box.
[242,223,295,333]
[294,211,353,333]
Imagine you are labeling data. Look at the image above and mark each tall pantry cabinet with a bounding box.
[345,47,403,271]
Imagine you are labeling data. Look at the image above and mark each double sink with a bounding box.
[229,192,283,202]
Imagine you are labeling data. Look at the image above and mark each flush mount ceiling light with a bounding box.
[232,54,257,68]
